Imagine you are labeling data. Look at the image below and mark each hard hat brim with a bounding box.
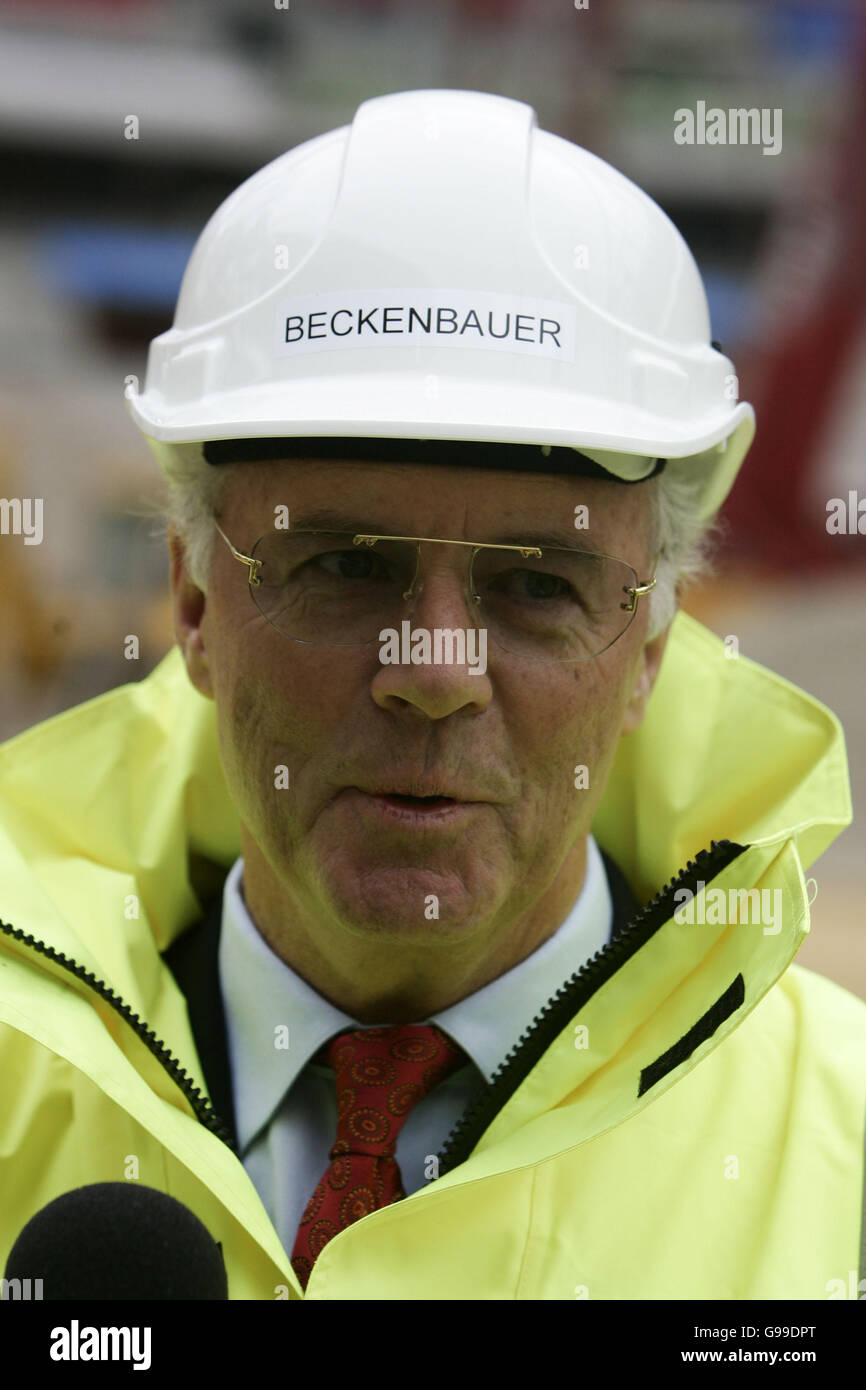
[128,372,753,475]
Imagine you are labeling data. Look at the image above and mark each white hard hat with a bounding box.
[127,88,754,518]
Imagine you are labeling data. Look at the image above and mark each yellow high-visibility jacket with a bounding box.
[0,611,863,1300]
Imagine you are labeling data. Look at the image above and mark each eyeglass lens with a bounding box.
[247,532,640,661]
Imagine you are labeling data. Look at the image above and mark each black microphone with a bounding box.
[4,1183,228,1299]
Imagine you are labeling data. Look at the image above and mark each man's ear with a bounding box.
[621,623,672,736]
[168,526,214,700]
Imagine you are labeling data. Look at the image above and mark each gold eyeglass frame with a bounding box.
[212,520,657,647]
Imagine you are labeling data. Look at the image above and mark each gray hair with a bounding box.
[645,465,722,639]
[142,446,720,642]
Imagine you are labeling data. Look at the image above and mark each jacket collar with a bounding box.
[161,846,642,1152]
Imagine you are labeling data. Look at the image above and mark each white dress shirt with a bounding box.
[218,834,613,1256]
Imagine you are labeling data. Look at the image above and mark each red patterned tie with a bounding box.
[290,1023,466,1290]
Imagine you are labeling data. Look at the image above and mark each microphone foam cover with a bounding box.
[5,1182,228,1299]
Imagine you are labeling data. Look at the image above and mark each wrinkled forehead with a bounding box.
[215,456,658,556]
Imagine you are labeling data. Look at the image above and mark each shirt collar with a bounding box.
[219,836,612,1154]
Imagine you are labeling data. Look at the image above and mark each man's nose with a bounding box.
[370,560,492,720]
[402,553,480,628]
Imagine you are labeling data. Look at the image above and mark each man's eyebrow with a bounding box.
[286,510,597,549]
[287,510,401,534]
[487,530,600,550]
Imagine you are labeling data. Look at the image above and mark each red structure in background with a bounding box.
[722,21,866,572]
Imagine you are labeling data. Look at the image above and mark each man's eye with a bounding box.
[496,568,573,601]
[310,549,382,580]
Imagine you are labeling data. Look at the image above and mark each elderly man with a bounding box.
[0,90,863,1303]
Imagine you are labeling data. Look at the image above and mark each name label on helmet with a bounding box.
[274,289,576,361]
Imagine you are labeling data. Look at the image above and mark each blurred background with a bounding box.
[0,0,863,995]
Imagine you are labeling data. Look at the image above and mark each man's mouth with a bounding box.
[377,793,456,810]
[342,785,478,825]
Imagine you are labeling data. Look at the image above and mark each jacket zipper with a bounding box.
[435,837,745,1176]
[0,919,237,1152]
[0,837,744,1177]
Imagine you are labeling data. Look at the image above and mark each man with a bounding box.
[0,90,863,1301]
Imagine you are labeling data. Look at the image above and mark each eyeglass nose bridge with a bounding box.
[353,533,421,604]
[354,533,475,611]
[352,533,543,613]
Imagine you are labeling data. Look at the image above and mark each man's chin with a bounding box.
[317,862,500,940]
